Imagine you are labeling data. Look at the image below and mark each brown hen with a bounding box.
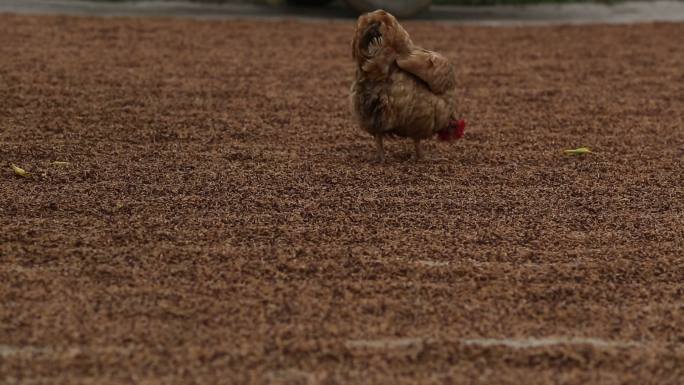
[350,9,461,163]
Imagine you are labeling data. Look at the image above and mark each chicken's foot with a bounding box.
[374,135,385,163]
[413,139,423,162]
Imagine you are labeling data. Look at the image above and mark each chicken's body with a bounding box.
[350,10,460,162]
[352,58,457,139]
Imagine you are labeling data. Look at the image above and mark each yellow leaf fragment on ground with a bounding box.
[52,161,70,165]
[564,147,592,155]
[11,164,30,177]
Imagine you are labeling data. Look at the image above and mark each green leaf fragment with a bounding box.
[564,147,592,155]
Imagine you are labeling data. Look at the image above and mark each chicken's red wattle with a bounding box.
[438,119,466,141]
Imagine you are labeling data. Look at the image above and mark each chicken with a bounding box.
[350,9,463,163]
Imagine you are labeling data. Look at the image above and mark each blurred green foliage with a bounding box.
[433,0,621,4]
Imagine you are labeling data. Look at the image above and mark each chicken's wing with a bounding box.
[396,49,456,95]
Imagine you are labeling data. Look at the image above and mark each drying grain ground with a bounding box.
[1,13,684,385]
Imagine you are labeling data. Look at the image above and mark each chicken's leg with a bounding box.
[374,135,385,163]
[413,139,423,161]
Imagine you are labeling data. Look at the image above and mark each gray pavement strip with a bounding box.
[0,344,134,357]
[1,0,684,25]
[344,336,649,352]
[460,337,644,349]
